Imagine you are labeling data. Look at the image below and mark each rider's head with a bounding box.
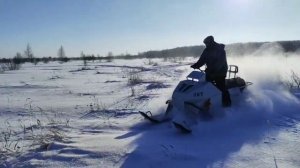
[203,36,214,48]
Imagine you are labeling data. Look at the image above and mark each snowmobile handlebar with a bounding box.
[191,67,205,73]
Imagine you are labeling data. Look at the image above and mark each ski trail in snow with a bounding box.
[121,56,300,168]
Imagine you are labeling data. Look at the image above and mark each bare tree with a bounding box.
[106,51,114,62]
[291,71,300,88]
[12,52,23,65]
[0,52,22,71]
[24,43,34,60]
[81,51,87,67]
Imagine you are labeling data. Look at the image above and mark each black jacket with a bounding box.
[193,42,228,78]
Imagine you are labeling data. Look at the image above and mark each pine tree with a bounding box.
[58,45,68,62]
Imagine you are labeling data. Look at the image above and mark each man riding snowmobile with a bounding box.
[191,36,231,107]
[139,36,252,133]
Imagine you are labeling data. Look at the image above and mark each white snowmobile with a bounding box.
[139,65,252,133]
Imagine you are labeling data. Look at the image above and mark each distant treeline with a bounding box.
[1,40,300,65]
[0,55,115,64]
[117,40,300,59]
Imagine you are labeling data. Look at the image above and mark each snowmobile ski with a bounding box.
[172,121,192,134]
[139,111,161,123]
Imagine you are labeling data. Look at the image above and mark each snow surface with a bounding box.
[1,55,300,168]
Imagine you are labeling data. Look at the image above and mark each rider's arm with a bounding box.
[191,50,207,69]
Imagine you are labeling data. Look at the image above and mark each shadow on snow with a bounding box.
[119,91,300,168]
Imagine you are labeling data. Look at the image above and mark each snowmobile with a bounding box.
[139,65,252,133]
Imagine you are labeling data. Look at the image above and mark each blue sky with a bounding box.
[0,0,299,58]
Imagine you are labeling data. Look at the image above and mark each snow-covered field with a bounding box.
[1,54,300,168]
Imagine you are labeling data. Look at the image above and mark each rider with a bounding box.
[191,36,231,107]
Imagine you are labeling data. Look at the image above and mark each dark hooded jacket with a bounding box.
[194,42,228,78]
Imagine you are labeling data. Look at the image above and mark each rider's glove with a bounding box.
[190,64,198,69]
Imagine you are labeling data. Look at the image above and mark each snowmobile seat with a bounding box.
[225,77,246,90]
